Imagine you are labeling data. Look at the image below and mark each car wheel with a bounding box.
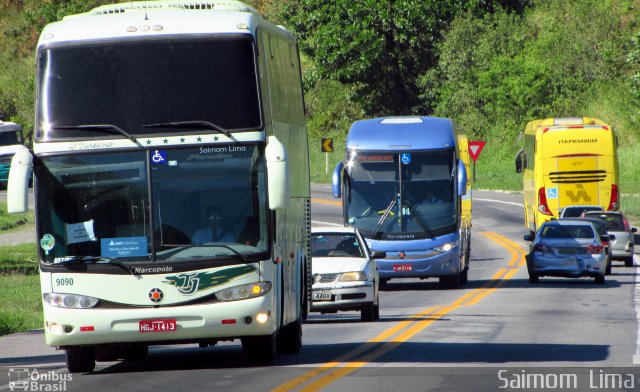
[625,256,634,267]
[528,274,539,283]
[65,347,96,373]
[361,302,376,322]
[594,274,605,284]
[379,278,389,287]
[605,259,612,275]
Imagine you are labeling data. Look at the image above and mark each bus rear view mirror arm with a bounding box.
[7,145,32,214]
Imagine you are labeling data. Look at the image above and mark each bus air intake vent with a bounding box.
[91,1,256,15]
[548,170,607,184]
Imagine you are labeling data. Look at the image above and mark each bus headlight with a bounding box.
[434,241,458,254]
[215,282,271,301]
[338,271,367,282]
[43,293,100,309]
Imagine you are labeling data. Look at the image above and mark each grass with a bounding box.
[0,274,42,336]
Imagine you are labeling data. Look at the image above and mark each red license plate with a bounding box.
[393,264,412,272]
[139,318,177,333]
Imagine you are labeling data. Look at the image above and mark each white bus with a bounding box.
[8,0,310,372]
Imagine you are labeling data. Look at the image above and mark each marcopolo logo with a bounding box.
[8,368,72,391]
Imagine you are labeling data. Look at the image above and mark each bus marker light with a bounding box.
[222,319,236,325]
[80,326,95,332]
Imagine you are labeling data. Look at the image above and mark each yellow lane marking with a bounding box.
[311,198,342,206]
[273,231,526,392]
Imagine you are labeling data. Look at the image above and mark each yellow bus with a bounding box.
[458,135,472,265]
[515,117,619,233]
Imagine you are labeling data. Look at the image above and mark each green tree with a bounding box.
[279,0,527,116]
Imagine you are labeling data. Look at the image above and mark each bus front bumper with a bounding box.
[376,248,461,279]
[42,293,277,347]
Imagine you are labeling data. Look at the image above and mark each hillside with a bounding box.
[1,0,640,220]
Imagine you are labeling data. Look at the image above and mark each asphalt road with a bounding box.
[1,185,639,391]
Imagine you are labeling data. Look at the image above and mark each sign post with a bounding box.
[321,138,334,174]
[467,141,486,181]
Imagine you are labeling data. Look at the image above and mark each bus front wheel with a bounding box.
[242,333,276,364]
[65,346,95,373]
[276,320,302,354]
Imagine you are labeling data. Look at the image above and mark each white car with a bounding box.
[310,226,383,321]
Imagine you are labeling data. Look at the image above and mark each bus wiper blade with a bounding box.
[143,120,232,138]
[192,244,249,263]
[53,256,138,276]
[52,124,142,148]
[371,198,396,239]
[410,204,435,238]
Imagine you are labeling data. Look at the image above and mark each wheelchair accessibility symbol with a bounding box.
[547,187,558,199]
[401,153,412,165]
[151,150,167,164]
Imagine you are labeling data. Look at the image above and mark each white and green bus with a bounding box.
[8,0,310,372]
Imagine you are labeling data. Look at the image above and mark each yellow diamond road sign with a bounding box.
[321,138,333,153]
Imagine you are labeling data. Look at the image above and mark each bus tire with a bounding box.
[65,347,95,373]
[123,345,148,361]
[440,273,460,289]
[242,333,276,364]
[276,320,302,354]
[528,273,539,283]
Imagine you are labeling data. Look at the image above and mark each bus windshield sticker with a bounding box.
[401,153,412,165]
[40,234,55,255]
[151,150,167,164]
[66,220,97,244]
[101,236,148,258]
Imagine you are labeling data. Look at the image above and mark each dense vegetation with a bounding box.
[1,0,639,202]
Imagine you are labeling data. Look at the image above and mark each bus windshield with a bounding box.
[36,35,260,141]
[35,145,268,264]
[344,150,457,238]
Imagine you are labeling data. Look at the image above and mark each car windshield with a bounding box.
[585,213,625,230]
[312,233,364,258]
[35,145,269,264]
[562,206,602,218]
[540,225,595,239]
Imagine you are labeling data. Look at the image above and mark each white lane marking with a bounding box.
[474,198,524,208]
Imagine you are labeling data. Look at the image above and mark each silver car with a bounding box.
[524,220,609,284]
[558,205,603,219]
[585,211,637,267]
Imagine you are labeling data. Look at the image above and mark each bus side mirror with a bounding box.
[457,159,467,196]
[515,148,524,174]
[265,136,290,210]
[7,146,33,214]
[332,161,344,198]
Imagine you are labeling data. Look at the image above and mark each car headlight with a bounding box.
[434,241,458,253]
[338,271,367,282]
[43,293,100,309]
[215,282,271,301]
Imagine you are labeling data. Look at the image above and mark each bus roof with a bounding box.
[38,0,290,46]
[346,117,458,151]
[525,117,611,135]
